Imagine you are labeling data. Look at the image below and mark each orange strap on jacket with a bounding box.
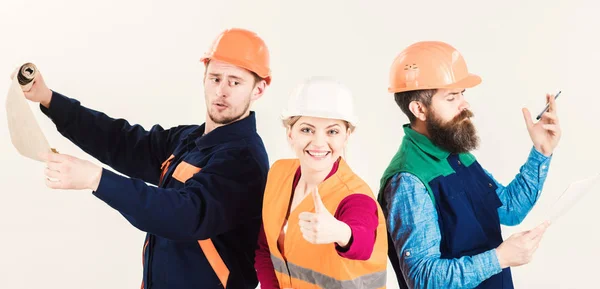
[198,240,230,288]
[140,239,149,289]
[139,156,230,288]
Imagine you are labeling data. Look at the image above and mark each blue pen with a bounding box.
[536,91,561,120]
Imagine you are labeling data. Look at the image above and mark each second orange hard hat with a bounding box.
[389,41,480,93]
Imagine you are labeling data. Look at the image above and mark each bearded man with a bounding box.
[378,41,561,289]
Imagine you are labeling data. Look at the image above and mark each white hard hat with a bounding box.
[281,76,358,127]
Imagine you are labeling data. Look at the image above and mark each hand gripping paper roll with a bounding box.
[6,63,57,162]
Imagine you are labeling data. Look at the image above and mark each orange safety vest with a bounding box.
[262,158,388,289]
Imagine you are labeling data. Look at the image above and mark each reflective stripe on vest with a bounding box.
[271,254,387,289]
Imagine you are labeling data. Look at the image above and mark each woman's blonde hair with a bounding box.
[282,116,356,133]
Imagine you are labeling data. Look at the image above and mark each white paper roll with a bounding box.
[5,63,57,162]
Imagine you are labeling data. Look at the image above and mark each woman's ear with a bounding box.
[344,127,352,146]
[287,126,293,146]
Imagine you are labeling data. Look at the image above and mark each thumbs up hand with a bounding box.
[298,188,352,247]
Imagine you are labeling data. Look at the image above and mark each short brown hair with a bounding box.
[394,89,437,123]
[204,59,263,85]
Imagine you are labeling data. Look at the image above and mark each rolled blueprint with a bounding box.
[6,62,57,162]
[17,62,37,91]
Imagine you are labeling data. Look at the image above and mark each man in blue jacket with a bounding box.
[19,28,271,289]
[379,41,559,289]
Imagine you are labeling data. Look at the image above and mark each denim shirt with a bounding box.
[383,147,552,289]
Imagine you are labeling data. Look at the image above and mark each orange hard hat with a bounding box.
[200,28,271,85]
[388,41,480,93]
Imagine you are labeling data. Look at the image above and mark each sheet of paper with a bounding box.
[5,75,53,162]
[548,173,600,222]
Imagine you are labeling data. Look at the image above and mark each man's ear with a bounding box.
[251,80,267,101]
[409,101,428,121]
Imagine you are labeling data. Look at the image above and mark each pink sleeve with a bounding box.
[254,224,280,289]
[333,194,379,260]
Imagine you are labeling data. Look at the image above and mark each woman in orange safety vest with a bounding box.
[254,76,388,289]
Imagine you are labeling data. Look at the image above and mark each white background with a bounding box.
[0,0,598,288]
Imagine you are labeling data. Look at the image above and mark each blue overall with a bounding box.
[379,124,514,289]
[429,154,513,288]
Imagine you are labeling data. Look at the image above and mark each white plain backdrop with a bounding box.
[0,0,598,288]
